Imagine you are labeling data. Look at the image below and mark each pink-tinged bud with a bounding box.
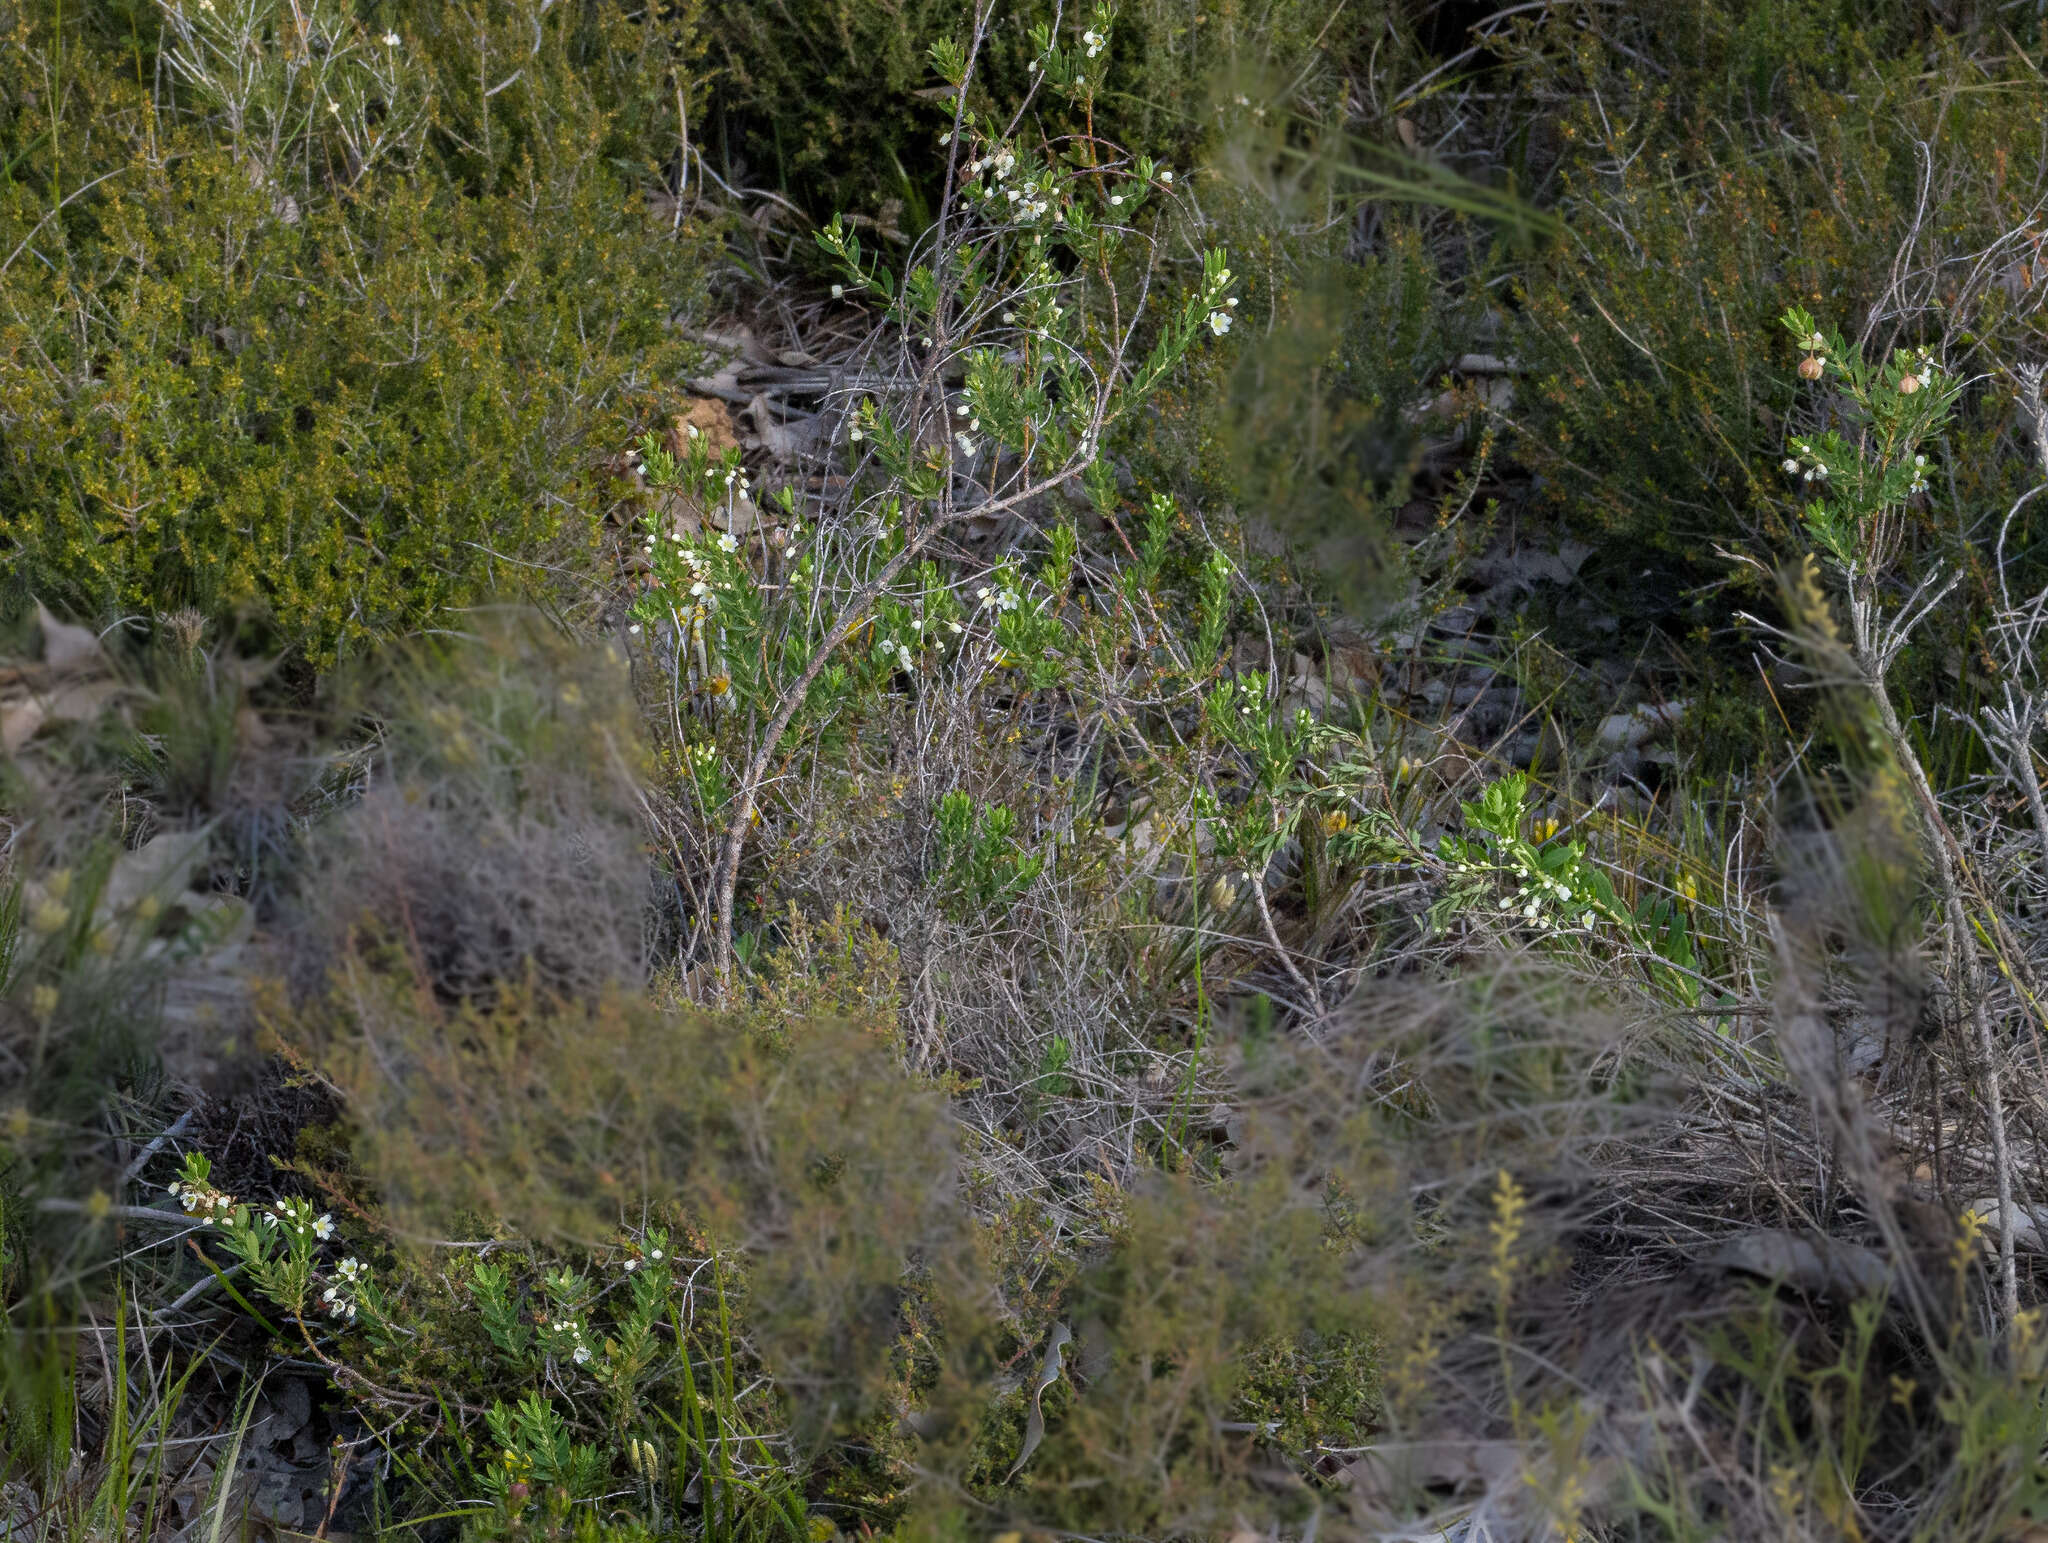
[1797,355,1824,381]
[1898,374,1921,395]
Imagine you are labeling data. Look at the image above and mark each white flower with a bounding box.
[717,532,739,552]
[572,1344,592,1365]
[831,284,844,299]
[1159,169,1174,183]
[382,31,401,46]
[628,624,641,635]
[1109,194,1123,206]
[326,100,340,116]
[1208,311,1233,336]
[1915,454,1927,467]
[939,131,951,144]
[623,1258,639,1273]
[1814,464,1828,478]
[1782,458,1800,474]
[1001,311,1015,323]
[956,403,970,416]
[956,433,978,454]
[313,1213,334,1241]
[848,427,864,441]
[896,644,914,670]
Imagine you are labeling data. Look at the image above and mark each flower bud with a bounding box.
[1797,355,1824,381]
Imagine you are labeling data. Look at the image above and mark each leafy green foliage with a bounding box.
[932,790,1043,916]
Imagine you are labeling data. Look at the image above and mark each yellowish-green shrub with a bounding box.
[0,1,711,662]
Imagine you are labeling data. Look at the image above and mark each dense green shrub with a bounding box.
[0,1,711,662]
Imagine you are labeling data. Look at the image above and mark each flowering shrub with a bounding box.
[166,1153,377,1328]
[624,8,1245,980]
[1432,772,1701,1003]
[1774,306,1964,574]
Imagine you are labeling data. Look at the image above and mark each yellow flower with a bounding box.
[1677,873,1699,902]
[1532,817,1559,844]
[1321,810,1350,836]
